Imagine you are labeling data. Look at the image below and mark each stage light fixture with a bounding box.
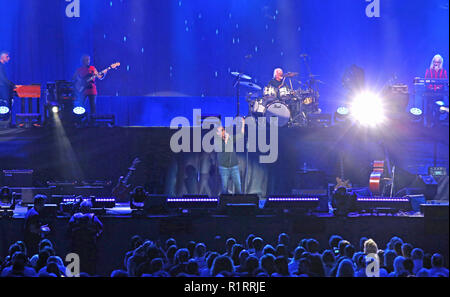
[0,99,10,117]
[334,106,350,124]
[409,107,423,123]
[350,92,385,126]
[73,106,86,115]
[435,101,445,107]
[51,105,59,113]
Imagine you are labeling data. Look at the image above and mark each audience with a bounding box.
[1,227,448,277]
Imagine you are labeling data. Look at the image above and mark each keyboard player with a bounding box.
[424,54,448,126]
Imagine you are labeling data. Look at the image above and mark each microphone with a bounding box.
[245,54,253,59]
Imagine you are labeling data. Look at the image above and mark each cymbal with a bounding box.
[231,72,252,80]
[239,81,262,90]
[283,72,299,78]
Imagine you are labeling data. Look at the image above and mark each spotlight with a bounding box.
[409,107,423,123]
[0,99,10,117]
[350,92,385,126]
[51,106,59,113]
[73,106,86,115]
[334,106,350,124]
[435,101,445,107]
[336,106,349,116]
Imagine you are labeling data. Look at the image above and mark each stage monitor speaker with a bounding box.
[219,194,259,216]
[219,194,259,208]
[143,194,168,214]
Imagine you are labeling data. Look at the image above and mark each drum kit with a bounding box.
[232,71,321,127]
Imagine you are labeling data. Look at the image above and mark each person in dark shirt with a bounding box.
[23,195,47,256]
[216,118,245,194]
[0,51,15,112]
[68,200,103,275]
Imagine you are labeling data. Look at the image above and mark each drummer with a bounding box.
[268,68,286,89]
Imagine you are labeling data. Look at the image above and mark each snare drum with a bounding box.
[265,101,291,127]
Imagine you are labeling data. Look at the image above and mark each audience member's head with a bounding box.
[431,253,444,268]
[274,256,290,276]
[244,256,259,276]
[359,237,368,252]
[384,250,396,272]
[194,243,206,258]
[402,243,413,258]
[129,235,144,251]
[275,244,288,258]
[246,234,255,250]
[306,239,320,254]
[33,194,46,212]
[336,259,355,277]
[238,250,249,268]
[174,248,189,265]
[423,253,432,269]
[338,240,350,257]
[230,244,244,266]
[211,256,234,276]
[166,245,178,264]
[364,239,378,255]
[260,254,276,275]
[329,235,343,250]
[393,241,403,256]
[165,238,176,250]
[344,244,356,259]
[321,250,335,266]
[225,238,236,254]
[411,248,424,261]
[252,237,264,252]
[278,233,289,247]
[187,241,196,258]
[206,252,219,270]
[263,244,276,256]
[403,258,414,275]
[151,258,163,273]
[111,270,129,277]
[293,246,306,261]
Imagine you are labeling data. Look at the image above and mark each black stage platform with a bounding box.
[0,124,449,275]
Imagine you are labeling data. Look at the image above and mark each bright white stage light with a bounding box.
[73,106,86,115]
[435,101,445,106]
[51,106,59,113]
[336,106,349,116]
[0,100,10,115]
[0,106,9,115]
[409,107,423,116]
[350,92,385,126]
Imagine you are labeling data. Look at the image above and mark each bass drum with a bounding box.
[265,101,291,127]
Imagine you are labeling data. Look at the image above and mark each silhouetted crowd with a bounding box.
[1,232,448,277]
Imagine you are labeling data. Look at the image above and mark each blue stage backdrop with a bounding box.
[0,0,448,113]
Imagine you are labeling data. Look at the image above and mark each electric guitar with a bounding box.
[335,152,352,190]
[111,157,141,202]
[74,62,120,94]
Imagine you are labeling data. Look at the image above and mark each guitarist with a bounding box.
[73,55,107,115]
